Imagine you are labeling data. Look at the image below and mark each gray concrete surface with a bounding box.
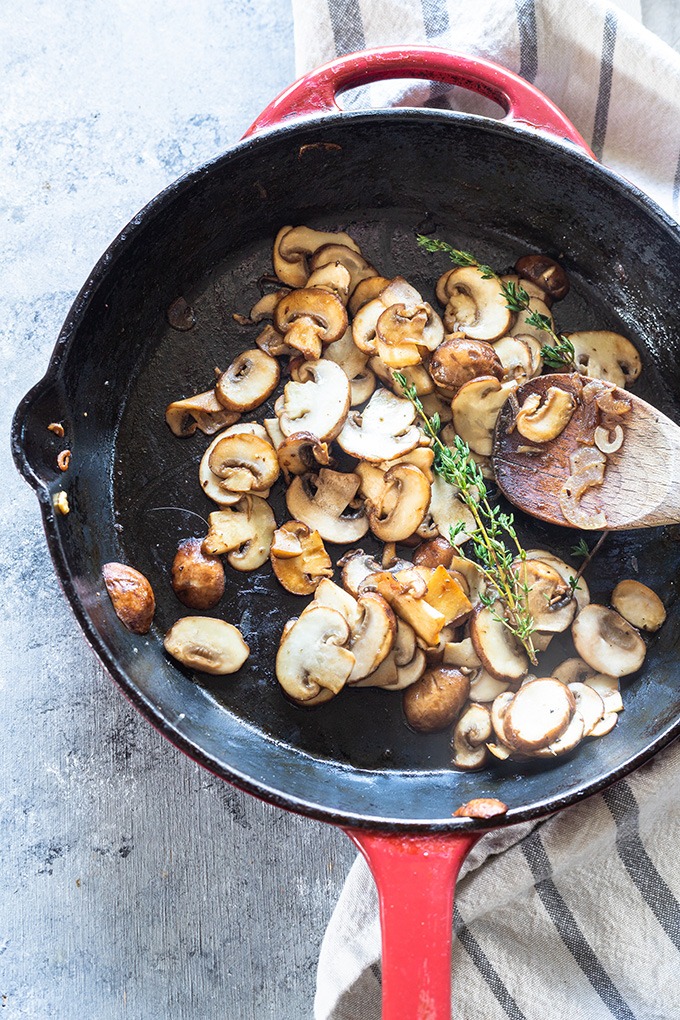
[4,2,680,1018]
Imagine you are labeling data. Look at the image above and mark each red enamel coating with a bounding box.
[244,46,594,157]
[345,828,482,1019]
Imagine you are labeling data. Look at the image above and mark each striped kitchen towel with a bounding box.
[292,2,680,1018]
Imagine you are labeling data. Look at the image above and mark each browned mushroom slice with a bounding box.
[165,389,240,437]
[270,521,333,595]
[358,570,446,647]
[164,617,249,675]
[199,424,273,506]
[313,578,396,682]
[275,605,355,703]
[363,463,431,542]
[514,255,570,303]
[428,473,477,547]
[403,666,470,733]
[584,673,624,714]
[306,262,352,305]
[451,702,492,770]
[349,275,391,317]
[429,337,504,396]
[352,277,424,355]
[349,369,377,406]
[552,657,596,685]
[285,469,368,544]
[499,273,548,304]
[255,323,295,358]
[337,387,420,462]
[355,618,426,691]
[451,376,518,457]
[421,565,472,627]
[568,331,642,388]
[277,359,350,442]
[249,290,290,323]
[276,431,332,484]
[501,678,576,752]
[412,536,455,570]
[274,288,348,360]
[611,579,666,632]
[208,432,280,493]
[525,550,590,613]
[171,537,225,610]
[438,266,512,341]
[468,668,510,703]
[338,548,385,597]
[273,226,360,288]
[469,603,529,682]
[515,386,576,443]
[568,682,606,736]
[375,302,444,368]
[309,243,378,295]
[511,558,576,633]
[510,297,554,343]
[571,604,646,677]
[530,710,585,758]
[202,496,276,570]
[215,349,280,412]
[102,563,155,634]
[322,326,368,381]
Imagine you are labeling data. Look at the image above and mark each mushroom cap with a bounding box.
[270,521,333,595]
[515,386,576,443]
[349,275,392,317]
[164,617,249,675]
[285,469,368,544]
[511,557,576,633]
[337,387,421,462]
[439,266,512,341]
[514,255,570,302]
[525,550,591,614]
[276,430,332,483]
[102,562,155,634]
[275,605,355,702]
[376,301,444,365]
[451,376,518,457]
[165,389,240,437]
[309,242,378,295]
[215,349,280,412]
[469,603,529,681]
[611,579,666,632]
[501,678,576,752]
[571,603,646,677]
[275,287,349,359]
[277,359,350,442]
[403,666,470,733]
[306,262,352,304]
[364,463,431,542]
[412,536,455,570]
[451,702,493,770]
[199,423,273,506]
[273,225,360,288]
[171,537,225,610]
[568,331,642,388]
[429,337,504,395]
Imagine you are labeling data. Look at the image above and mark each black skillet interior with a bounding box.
[15,110,680,831]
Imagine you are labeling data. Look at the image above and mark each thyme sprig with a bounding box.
[417,234,576,369]
[394,372,537,664]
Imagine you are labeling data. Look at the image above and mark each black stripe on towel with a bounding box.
[591,7,618,160]
[328,0,366,57]
[514,0,538,83]
[604,781,680,952]
[673,152,680,215]
[522,830,637,1020]
[453,905,528,1020]
[421,0,450,38]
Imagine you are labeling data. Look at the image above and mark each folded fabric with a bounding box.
[287,1,680,1017]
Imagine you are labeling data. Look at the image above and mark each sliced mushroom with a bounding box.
[214,349,280,412]
[511,558,576,633]
[171,537,225,610]
[568,331,642,388]
[452,703,492,770]
[249,290,290,323]
[273,226,360,288]
[531,710,585,758]
[501,678,575,752]
[421,565,472,627]
[322,325,368,382]
[428,473,477,547]
[355,619,426,690]
[165,389,240,437]
[306,262,352,304]
[511,298,554,343]
[275,605,355,703]
[337,387,421,462]
[358,570,446,647]
[568,682,606,736]
[313,579,396,682]
[309,243,378,295]
[413,536,455,570]
[451,376,518,457]
[525,550,590,613]
[199,423,274,506]
[438,266,512,341]
[102,563,155,634]
[469,603,529,682]
[514,255,570,303]
[277,359,350,442]
[403,666,470,733]
[276,431,332,484]
[348,275,392,317]
[363,463,431,541]
[584,673,624,714]
[202,496,275,570]
[442,636,481,670]
[352,277,423,354]
[375,301,444,368]
[588,713,619,738]
[255,323,295,358]
[274,288,348,360]
[270,521,333,595]
[571,604,646,677]
[338,549,385,597]
[611,579,666,632]
[468,668,510,703]
[164,617,249,675]
[429,337,503,395]
[515,386,576,443]
[207,432,280,493]
[499,272,548,304]
[552,657,596,685]
[285,469,368,543]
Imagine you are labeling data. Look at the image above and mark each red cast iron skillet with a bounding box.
[12,48,680,1018]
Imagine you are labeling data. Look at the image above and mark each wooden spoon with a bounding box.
[492,373,680,530]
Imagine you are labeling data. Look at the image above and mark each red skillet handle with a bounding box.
[344,827,482,1019]
[244,46,594,156]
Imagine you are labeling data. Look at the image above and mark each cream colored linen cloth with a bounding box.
[289,2,680,1017]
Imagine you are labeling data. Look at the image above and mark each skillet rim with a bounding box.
[12,107,680,832]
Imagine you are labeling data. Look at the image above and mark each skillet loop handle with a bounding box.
[12,376,70,492]
[344,827,482,1020]
[244,46,594,156]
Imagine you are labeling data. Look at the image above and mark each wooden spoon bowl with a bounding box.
[492,373,680,530]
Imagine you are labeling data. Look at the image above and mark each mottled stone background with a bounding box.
[3,2,679,1018]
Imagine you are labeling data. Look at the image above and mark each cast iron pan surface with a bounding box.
[13,110,680,831]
